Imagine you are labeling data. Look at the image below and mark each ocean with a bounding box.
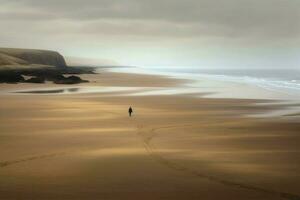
[109,66,300,101]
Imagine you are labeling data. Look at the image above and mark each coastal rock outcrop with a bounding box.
[25,76,46,83]
[0,73,25,83]
[53,75,89,84]
[0,47,93,84]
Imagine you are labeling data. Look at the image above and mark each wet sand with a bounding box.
[0,72,300,200]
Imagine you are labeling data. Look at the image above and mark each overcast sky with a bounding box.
[0,0,299,68]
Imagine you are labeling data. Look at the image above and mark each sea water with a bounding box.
[109,66,300,101]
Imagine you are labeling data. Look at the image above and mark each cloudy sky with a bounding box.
[0,0,299,68]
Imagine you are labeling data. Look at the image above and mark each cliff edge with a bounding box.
[0,48,95,84]
[0,48,67,68]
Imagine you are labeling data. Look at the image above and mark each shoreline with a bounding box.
[0,69,300,200]
[1,67,299,119]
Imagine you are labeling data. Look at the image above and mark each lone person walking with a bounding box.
[128,106,133,117]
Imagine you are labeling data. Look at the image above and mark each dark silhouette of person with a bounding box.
[128,106,133,117]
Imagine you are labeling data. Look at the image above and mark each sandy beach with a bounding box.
[0,71,300,200]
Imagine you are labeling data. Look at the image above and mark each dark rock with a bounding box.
[0,73,24,83]
[25,76,45,83]
[46,74,65,82]
[53,75,89,84]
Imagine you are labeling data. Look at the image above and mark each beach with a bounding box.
[0,70,300,200]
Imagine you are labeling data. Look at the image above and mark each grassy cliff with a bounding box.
[0,48,67,68]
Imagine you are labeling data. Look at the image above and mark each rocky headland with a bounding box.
[0,48,95,84]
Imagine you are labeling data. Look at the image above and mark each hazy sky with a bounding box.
[0,0,299,68]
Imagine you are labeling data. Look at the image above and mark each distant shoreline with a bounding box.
[1,67,299,119]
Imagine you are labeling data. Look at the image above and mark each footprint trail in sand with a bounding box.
[136,124,300,200]
[0,152,66,168]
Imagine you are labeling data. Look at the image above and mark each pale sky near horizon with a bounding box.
[0,0,299,69]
